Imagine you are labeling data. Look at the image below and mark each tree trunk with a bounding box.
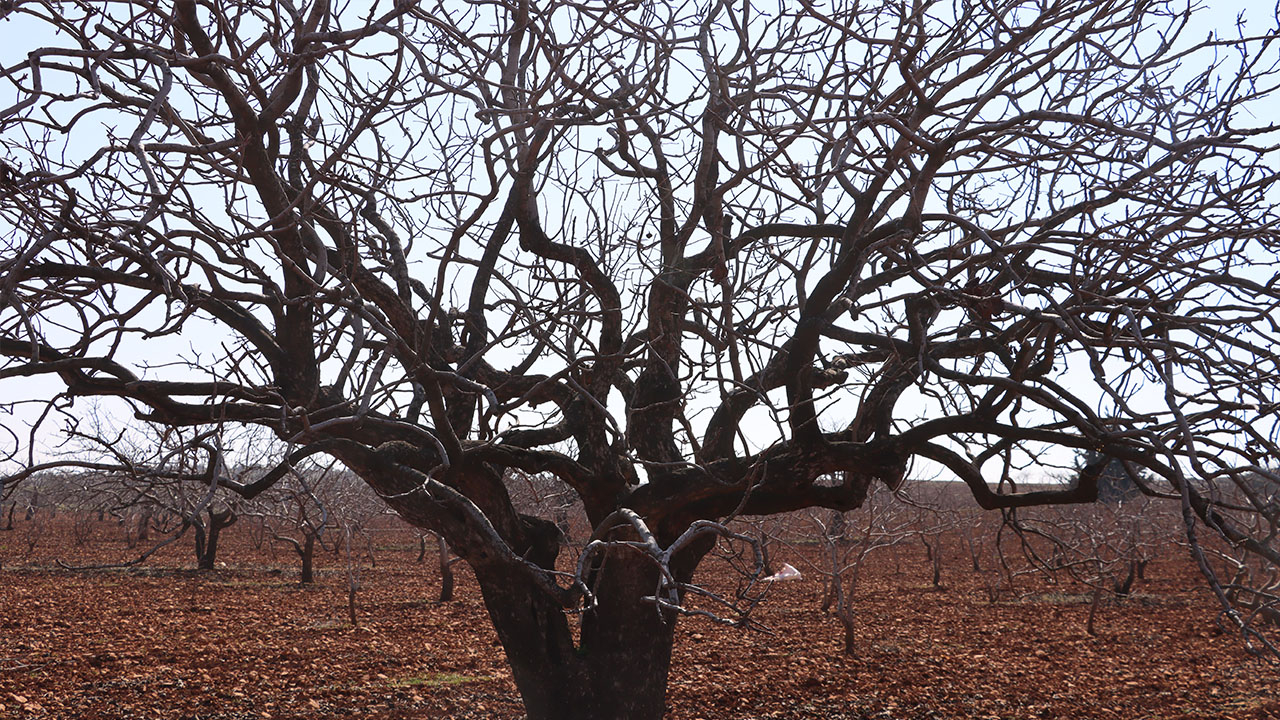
[964,527,981,572]
[1113,560,1138,597]
[193,521,207,563]
[197,529,218,569]
[1086,587,1102,635]
[756,527,774,577]
[437,534,455,602]
[474,546,682,720]
[833,557,858,656]
[136,507,152,542]
[821,534,842,613]
[197,507,237,570]
[839,606,858,656]
[300,533,315,584]
[923,534,943,589]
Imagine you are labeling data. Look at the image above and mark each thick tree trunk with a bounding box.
[338,453,707,719]
[475,547,680,720]
[194,522,206,562]
[197,529,219,569]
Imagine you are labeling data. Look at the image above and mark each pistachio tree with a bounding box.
[3,0,1280,717]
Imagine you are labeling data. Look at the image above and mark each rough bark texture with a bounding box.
[477,547,680,720]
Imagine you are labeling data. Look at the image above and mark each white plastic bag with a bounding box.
[762,562,802,582]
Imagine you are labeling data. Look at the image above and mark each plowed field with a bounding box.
[2,515,1277,719]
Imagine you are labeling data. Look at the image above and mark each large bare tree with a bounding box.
[3,0,1280,717]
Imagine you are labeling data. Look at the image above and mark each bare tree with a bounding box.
[3,1,1280,717]
[900,480,959,590]
[1006,492,1180,633]
[245,460,342,584]
[804,482,919,655]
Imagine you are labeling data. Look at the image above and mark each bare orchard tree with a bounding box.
[806,481,919,655]
[415,528,462,602]
[9,418,277,569]
[3,0,1280,717]
[1009,493,1181,633]
[244,462,340,584]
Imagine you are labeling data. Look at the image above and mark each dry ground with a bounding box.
[2,515,1278,719]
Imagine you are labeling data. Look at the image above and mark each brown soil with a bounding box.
[2,516,1277,719]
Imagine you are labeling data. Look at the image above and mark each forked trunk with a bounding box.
[196,508,236,570]
[475,546,681,720]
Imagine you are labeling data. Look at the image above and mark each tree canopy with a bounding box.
[3,0,1280,716]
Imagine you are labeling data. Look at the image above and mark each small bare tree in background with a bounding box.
[901,482,960,590]
[244,462,342,584]
[1205,471,1280,628]
[797,481,919,655]
[1011,494,1179,634]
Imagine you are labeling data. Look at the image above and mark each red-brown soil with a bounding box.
[2,515,1277,719]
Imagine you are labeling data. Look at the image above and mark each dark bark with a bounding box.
[437,534,455,603]
[756,527,774,578]
[195,507,237,570]
[922,534,943,589]
[839,608,858,656]
[300,533,315,584]
[194,525,206,564]
[1087,587,1103,636]
[475,546,680,720]
[1113,560,1146,597]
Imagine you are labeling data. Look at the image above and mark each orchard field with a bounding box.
[5,1,1280,718]
[2,499,1277,720]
